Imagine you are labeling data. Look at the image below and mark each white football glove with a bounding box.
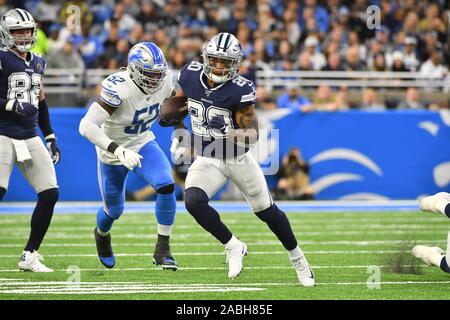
[170,137,187,162]
[114,145,143,170]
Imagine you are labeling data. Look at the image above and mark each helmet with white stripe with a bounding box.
[0,9,37,53]
[202,32,243,83]
[127,42,168,94]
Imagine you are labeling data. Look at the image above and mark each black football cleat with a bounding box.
[94,228,115,268]
[153,236,178,271]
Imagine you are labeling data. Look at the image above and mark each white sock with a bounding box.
[288,245,304,261]
[158,224,173,237]
[225,235,240,250]
[97,227,109,236]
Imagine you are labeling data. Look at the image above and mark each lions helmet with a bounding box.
[127,42,167,94]
[202,33,243,83]
[0,9,37,53]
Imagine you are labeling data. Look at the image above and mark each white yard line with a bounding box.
[0,239,444,248]
[0,249,414,259]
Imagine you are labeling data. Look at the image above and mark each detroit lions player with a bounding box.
[171,33,315,286]
[412,192,450,274]
[79,42,178,270]
[0,9,61,272]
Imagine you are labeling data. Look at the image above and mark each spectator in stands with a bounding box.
[282,7,301,48]
[0,0,12,17]
[277,85,313,111]
[322,52,344,71]
[46,37,85,69]
[391,51,409,72]
[31,22,49,57]
[47,24,65,55]
[402,36,420,71]
[344,46,366,71]
[33,0,61,34]
[302,36,326,71]
[137,0,160,35]
[420,50,448,79]
[104,2,137,35]
[360,88,386,110]
[273,147,315,201]
[73,25,104,68]
[371,52,388,71]
[313,85,342,111]
[397,87,427,110]
[60,0,93,30]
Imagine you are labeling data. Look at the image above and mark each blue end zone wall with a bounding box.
[3,108,450,201]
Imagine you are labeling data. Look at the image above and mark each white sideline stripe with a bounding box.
[0,230,447,239]
[0,265,422,273]
[0,239,444,248]
[0,288,265,294]
[0,250,411,258]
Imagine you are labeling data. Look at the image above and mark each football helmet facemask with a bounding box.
[0,9,37,53]
[202,33,243,84]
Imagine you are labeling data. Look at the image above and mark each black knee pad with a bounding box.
[38,188,59,205]
[0,187,6,201]
[185,187,209,212]
[157,183,175,194]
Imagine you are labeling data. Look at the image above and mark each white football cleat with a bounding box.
[225,241,247,279]
[18,251,54,272]
[419,192,450,215]
[292,255,315,287]
[412,245,444,266]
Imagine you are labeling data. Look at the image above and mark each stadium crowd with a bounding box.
[1,0,449,110]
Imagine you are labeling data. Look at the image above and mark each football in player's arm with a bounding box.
[0,9,60,272]
[167,32,315,286]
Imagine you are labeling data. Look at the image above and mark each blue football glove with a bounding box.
[207,115,229,134]
[6,100,37,117]
[45,137,61,165]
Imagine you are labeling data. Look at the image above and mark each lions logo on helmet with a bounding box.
[127,42,168,94]
[202,32,244,83]
[0,9,37,53]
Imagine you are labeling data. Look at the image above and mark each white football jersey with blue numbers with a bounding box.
[97,70,174,165]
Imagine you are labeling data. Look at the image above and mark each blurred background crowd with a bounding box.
[1,0,449,110]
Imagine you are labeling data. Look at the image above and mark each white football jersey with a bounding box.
[96,70,174,165]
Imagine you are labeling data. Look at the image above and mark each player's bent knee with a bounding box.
[106,204,125,220]
[37,188,59,205]
[185,187,209,212]
[255,204,283,223]
[0,187,6,201]
[157,183,175,194]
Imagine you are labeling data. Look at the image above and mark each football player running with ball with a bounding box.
[0,9,61,272]
[79,42,178,270]
[412,192,450,274]
[171,33,315,286]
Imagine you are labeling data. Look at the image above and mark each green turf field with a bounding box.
[0,211,449,300]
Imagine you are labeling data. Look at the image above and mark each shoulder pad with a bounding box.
[99,73,129,107]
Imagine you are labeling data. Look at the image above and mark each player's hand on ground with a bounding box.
[170,137,187,162]
[207,115,228,134]
[45,138,61,165]
[6,100,37,117]
[114,145,143,170]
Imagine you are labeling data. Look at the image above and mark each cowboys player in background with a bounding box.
[0,9,61,272]
[79,42,178,270]
[171,33,315,286]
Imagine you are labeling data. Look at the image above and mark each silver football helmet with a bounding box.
[0,9,37,53]
[202,33,243,83]
[127,42,168,94]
